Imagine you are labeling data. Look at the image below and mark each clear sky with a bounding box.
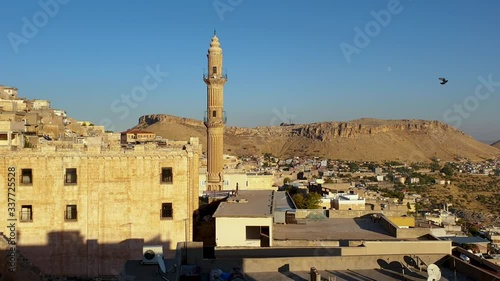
[1,0,499,142]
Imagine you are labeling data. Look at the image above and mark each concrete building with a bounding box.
[120,129,156,145]
[0,138,201,277]
[199,169,275,196]
[0,98,28,112]
[203,32,227,191]
[332,193,366,210]
[213,190,274,247]
[53,109,67,117]
[0,120,25,148]
[32,99,51,110]
[0,85,18,99]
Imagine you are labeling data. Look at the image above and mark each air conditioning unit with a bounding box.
[141,245,164,265]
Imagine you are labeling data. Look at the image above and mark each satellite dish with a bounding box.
[427,263,441,281]
[157,254,166,274]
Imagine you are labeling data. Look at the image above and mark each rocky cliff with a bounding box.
[492,140,500,149]
[133,114,500,162]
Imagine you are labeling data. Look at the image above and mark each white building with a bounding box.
[32,99,51,110]
[53,109,67,117]
[213,190,275,247]
[199,168,275,196]
[332,193,366,211]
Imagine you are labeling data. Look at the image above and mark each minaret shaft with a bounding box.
[204,35,227,191]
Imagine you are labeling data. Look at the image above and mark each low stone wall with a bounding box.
[327,210,405,218]
[269,240,340,247]
[378,215,431,239]
[295,209,327,219]
[444,254,499,281]
[201,254,447,274]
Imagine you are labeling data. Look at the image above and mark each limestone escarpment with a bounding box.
[134,114,500,162]
[492,140,500,149]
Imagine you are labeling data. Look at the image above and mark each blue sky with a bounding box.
[1,0,499,141]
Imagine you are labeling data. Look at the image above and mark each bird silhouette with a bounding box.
[439,77,448,85]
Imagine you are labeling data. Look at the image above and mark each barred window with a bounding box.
[65,168,77,184]
[161,203,173,219]
[161,167,173,183]
[65,205,77,221]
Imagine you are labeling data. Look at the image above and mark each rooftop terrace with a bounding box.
[274,218,397,241]
[213,190,274,218]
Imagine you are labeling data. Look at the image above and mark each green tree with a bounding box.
[305,192,322,209]
[283,177,291,185]
[292,192,322,209]
[349,162,359,172]
[292,193,306,208]
[285,185,299,195]
[430,161,441,172]
[440,163,455,177]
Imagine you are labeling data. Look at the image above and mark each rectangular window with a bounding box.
[20,205,33,222]
[212,110,216,117]
[161,167,173,183]
[246,226,261,240]
[65,205,77,221]
[21,169,33,185]
[65,168,77,184]
[161,203,173,219]
[212,66,217,74]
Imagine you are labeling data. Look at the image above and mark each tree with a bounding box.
[285,185,299,195]
[367,163,377,171]
[283,177,291,185]
[386,173,395,182]
[292,192,322,209]
[440,163,455,177]
[305,192,322,209]
[430,161,441,172]
[292,193,306,209]
[349,162,359,172]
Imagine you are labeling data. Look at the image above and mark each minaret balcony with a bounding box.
[204,111,227,126]
[203,72,228,84]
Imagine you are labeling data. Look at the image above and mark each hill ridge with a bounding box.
[133,114,500,162]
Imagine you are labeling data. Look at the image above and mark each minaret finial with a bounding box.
[214,29,216,36]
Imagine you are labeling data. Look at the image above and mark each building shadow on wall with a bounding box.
[0,229,172,280]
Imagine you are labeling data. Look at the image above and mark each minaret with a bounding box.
[203,32,227,191]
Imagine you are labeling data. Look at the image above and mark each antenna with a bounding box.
[427,263,441,281]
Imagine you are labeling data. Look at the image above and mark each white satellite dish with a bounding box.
[427,263,441,281]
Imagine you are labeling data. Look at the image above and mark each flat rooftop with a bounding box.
[274,191,296,210]
[213,190,274,218]
[245,267,473,281]
[274,218,397,241]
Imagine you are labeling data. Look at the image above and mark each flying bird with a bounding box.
[439,77,448,85]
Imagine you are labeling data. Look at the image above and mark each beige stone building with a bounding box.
[199,168,275,196]
[0,120,24,148]
[0,138,200,277]
[120,129,156,145]
[0,85,18,100]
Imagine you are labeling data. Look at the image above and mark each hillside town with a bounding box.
[2,34,500,281]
